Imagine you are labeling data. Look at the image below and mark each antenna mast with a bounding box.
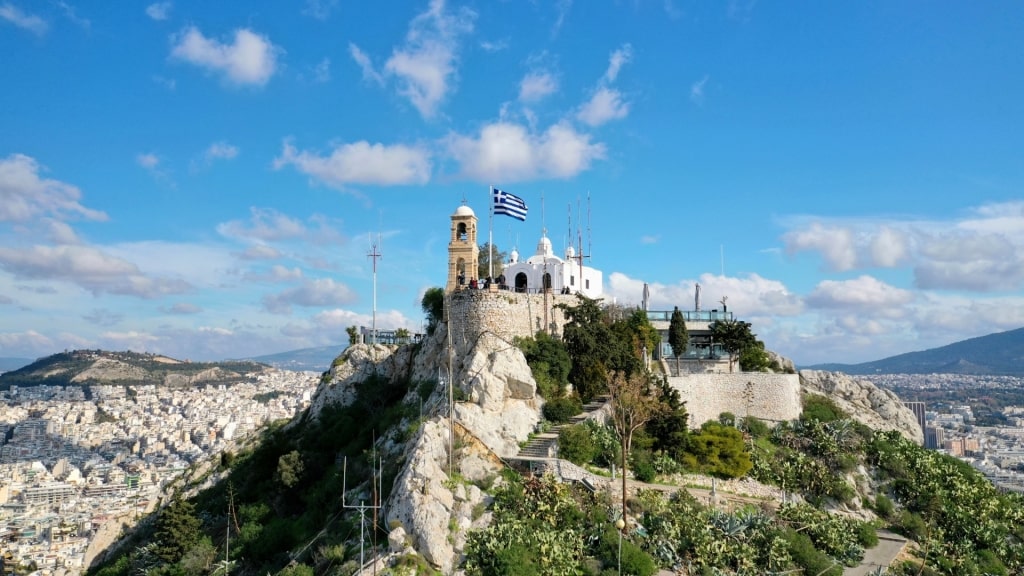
[368,233,382,345]
[342,456,384,573]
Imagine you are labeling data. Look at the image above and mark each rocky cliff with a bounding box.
[800,369,924,444]
[308,323,541,573]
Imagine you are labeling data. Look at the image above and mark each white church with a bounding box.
[446,202,603,299]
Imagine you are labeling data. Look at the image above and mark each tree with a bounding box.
[709,319,758,373]
[607,370,661,528]
[421,287,445,334]
[345,326,359,347]
[646,379,689,460]
[558,296,641,401]
[478,242,507,280]
[668,306,689,373]
[275,450,304,488]
[394,327,411,344]
[153,497,202,563]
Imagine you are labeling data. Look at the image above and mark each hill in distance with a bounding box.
[807,326,1024,376]
[243,343,347,372]
[0,349,269,390]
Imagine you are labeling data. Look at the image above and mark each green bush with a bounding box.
[855,522,879,548]
[781,529,842,576]
[559,423,598,465]
[873,494,894,519]
[742,416,770,438]
[681,422,752,479]
[630,449,656,483]
[543,396,582,423]
[801,394,847,423]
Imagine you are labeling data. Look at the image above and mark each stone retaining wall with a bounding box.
[669,372,802,428]
[447,289,577,346]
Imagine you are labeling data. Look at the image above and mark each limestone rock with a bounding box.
[767,351,796,374]
[800,370,923,444]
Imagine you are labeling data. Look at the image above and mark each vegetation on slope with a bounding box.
[90,371,434,576]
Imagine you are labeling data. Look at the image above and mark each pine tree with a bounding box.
[668,306,689,373]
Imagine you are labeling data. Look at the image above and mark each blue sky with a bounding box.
[2,1,1023,366]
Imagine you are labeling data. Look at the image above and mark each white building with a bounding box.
[501,232,603,299]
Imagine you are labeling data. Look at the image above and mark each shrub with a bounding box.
[855,522,879,548]
[742,416,770,438]
[781,529,842,576]
[630,449,656,483]
[559,423,597,465]
[801,394,847,423]
[873,494,894,519]
[543,396,582,423]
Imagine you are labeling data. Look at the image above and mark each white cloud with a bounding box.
[165,302,202,315]
[552,0,572,37]
[312,58,330,83]
[606,271,803,317]
[145,2,171,21]
[237,245,283,260]
[518,71,558,103]
[273,139,432,187]
[204,141,239,162]
[244,264,303,283]
[577,87,630,126]
[263,278,358,314]
[349,43,384,85]
[603,43,632,84]
[0,244,191,298]
[690,75,708,103]
[0,3,47,35]
[0,154,107,223]
[782,202,1024,291]
[45,219,80,244]
[217,208,309,242]
[170,26,280,86]
[83,308,124,327]
[302,0,337,20]
[0,330,54,354]
[783,222,858,271]
[479,38,508,52]
[136,153,160,169]
[446,120,606,182]
[57,2,89,30]
[351,0,475,119]
[805,275,914,312]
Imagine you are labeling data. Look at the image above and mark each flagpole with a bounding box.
[489,185,494,282]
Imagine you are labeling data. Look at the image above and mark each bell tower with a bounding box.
[447,204,478,292]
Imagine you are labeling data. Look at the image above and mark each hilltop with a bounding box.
[807,326,1024,376]
[243,344,347,372]
[0,349,269,390]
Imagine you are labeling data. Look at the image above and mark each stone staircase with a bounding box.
[516,395,609,459]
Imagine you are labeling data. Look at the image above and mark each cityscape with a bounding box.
[0,370,318,574]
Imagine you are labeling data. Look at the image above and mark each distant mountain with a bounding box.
[0,349,269,390]
[244,344,347,372]
[807,326,1024,375]
[0,357,33,373]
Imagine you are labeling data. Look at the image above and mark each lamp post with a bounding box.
[615,517,625,575]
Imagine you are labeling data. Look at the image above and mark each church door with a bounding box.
[515,272,528,293]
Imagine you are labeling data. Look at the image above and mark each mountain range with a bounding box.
[806,326,1024,375]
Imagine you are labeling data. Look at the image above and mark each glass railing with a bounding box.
[646,310,733,323]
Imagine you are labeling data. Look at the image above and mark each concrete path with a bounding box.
[844,530,907,576]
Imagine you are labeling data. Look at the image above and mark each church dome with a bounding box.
[453,205,475,217]
[565,245,576,259]
[509,248,519,264]
[535,235,553,257]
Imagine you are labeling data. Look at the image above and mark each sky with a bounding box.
[2,1,1024,367]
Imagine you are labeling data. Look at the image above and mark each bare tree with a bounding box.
[607,370,661,529]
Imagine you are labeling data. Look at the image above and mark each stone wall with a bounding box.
[669,372,802,429]
[446,288,577,348]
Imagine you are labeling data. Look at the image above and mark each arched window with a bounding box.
[515,272,528,293]
[542,273,552,291]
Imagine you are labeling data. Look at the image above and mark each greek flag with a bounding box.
[492,188,528,221]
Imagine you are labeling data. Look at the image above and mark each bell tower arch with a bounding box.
[447,204,479,292]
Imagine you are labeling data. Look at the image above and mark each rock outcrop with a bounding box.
[800,370,923,444]
[308,323,538,573]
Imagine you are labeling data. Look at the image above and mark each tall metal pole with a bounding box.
[367,234,382,345]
